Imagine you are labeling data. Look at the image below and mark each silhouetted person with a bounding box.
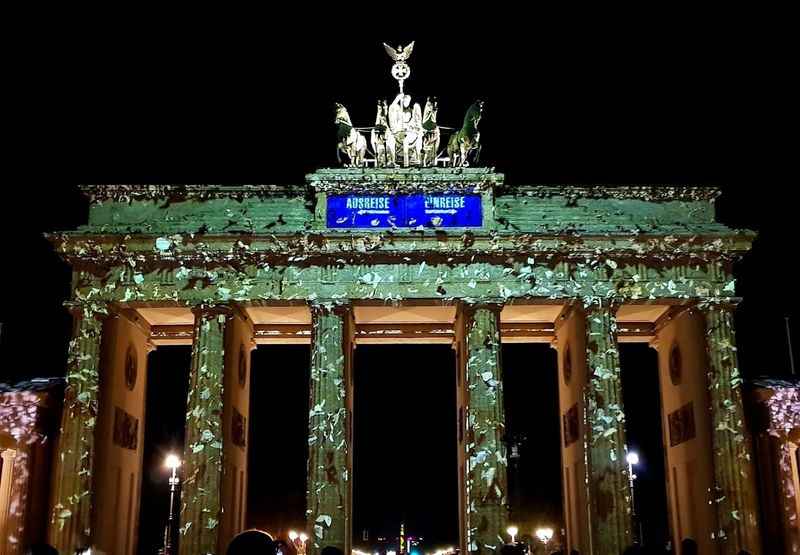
[680,539,698,555]
[227,529,276,555]
[501,543,529,555]
[321,547,344,555]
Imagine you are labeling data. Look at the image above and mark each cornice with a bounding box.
[498,185,721,202]
[45,230,755,268]
[79,184,304,204]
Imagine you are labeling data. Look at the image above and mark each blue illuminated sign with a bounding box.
[327,194,482,228]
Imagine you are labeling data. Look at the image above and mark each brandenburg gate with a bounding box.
[44,44,762,555]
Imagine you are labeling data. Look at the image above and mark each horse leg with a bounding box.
[453,139,463,167]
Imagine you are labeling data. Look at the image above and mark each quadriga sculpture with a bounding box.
[335,103,367,167]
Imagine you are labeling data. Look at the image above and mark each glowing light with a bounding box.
[535,527,554,544]
[626,451,640,466]
[299,533,308,543]
[506,525,518,543]
[289,531,299,541]
[164,453,181,470]
[387,550,397,555]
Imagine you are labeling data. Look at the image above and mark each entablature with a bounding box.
[49,229,754,268]
[64,255,737,308]
[71,177,744,238]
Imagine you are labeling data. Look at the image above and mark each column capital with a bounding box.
[697,297,742,313]
[190,303,234,318]
[581,296,623,314]
[309,299,352,317]
[64,300,110,321]
[460,299,504,318]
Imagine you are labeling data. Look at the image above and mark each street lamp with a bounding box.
[626,450,643,543]
[161,453,181,555]
[506,525,518,544]
[535,527,554,551]
[289,529,308,555]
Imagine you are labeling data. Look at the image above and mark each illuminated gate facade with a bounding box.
[44,169,764,555]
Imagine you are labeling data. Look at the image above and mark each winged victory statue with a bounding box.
[334,42,484,168]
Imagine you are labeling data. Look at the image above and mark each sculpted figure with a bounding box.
[371,99,395,167]
[388,93,423,166]
[335,102,367,167]
[447,100,483,167]
[421,96,440,166]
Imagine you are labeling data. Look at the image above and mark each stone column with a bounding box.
[306,302,352,555]
[582,300,633,555]
[0,449,17,555]
[179,306,230,555]
[461,302,508,554]
[703,303,762,555]
[48,301,108,553]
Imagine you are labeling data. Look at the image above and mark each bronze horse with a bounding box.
[335,102,367,167]
[447,100,483,167]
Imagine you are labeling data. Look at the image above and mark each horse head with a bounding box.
[468,100,483,123]
[335,102,352,127]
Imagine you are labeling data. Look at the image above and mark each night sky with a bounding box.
[1,22,797,552]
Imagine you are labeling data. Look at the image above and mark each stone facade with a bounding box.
[43,168,764,554]
[0,379,63,555]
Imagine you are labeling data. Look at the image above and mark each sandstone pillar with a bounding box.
[48,301,108,553]
[0,449,17,555]
[703,303,762,555]
[461,302,508,554]
[179,306,230,555]
[306,302,352,555]
[582,300,633,554]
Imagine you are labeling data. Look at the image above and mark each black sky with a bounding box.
[2,21,797,383]
[1,17,797,550]
[353,345,459,547]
